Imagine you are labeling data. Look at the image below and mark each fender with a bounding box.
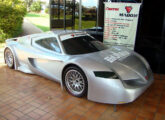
[4,46,19,70]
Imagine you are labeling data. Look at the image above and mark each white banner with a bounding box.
[104,2,141,50]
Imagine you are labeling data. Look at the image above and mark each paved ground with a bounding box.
[0,65,165,120]
[0,47,4,63]
[21,19,43,36]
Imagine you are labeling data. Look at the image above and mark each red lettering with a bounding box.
[106,7,119,11]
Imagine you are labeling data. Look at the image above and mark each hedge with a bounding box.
[0,0,26,43]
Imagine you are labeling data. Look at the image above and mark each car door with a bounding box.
[30,35,65,82]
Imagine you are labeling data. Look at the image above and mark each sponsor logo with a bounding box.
[119,13,138,17]
[119,6,138,17]
[106,7,119,11]
[125,6,132,13]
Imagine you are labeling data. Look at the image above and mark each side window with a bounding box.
[36,37,61,53]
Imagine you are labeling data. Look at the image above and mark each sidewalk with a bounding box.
[20,19,43,36]
[0,19,43,63]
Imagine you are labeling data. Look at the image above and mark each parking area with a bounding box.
[0,63,165,120]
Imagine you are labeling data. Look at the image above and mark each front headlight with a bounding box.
[94,71,119,79]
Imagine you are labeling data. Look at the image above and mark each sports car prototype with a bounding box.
[4,31,154,104]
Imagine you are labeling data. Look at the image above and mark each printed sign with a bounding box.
[104,2,141,50]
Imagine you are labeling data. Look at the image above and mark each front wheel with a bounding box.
[63,66,88,97]
[4,48,14,69]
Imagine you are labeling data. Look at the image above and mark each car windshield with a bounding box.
[62,35,108,55]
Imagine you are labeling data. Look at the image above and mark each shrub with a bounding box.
[45,7,49,14]
[30,1,41,12]
[0,30,8,43]
[0,0,26,43]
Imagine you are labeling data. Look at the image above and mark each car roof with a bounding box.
[52,30,86,36]
[17,30,87,44]
[24,30,86,38]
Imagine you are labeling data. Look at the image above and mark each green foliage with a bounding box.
[26,13,41,17]
[30,1,41,12]
[45,7,49,14]
[82,6,97,20]
[44,4,49,14]
[24,0,33,10]
[36,25,49,32]
[0,0,26,43]
[25,13,50,32]
[0,29,8,43]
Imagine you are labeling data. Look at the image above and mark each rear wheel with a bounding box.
[63,66,88,97]
[4,48,14,69]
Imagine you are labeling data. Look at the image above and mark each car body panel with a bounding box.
[4,31,154,104]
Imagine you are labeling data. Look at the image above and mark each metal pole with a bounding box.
[49,0,52,30]
[96,0,99,28]
[64,0,66,30]
[98,0,104,27]
[79,0,82,30]
[58,0,60,19]
[72,0,75,30]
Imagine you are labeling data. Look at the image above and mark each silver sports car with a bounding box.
[4,31,154,104]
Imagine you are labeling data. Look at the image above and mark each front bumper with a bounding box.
[87,72,154,104]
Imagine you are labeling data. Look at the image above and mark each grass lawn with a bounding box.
[76,19,96,30]
[25,13,50,32]
[25,12,96,31]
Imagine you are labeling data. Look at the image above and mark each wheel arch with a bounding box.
[4,46,17,69]
[61,63,88,91]
[62,64,81,84]
[4,47,13,63]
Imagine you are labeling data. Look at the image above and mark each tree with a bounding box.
[30,0,41,12]
[24,0,33,10]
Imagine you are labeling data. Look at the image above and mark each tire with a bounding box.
[4,48,14,69]
[63,66,88,97]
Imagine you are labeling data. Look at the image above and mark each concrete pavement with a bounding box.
[20,19,43,36]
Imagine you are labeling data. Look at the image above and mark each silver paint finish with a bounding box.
[4,31,154,104]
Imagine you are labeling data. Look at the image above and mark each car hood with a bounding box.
[83,46,149,81]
